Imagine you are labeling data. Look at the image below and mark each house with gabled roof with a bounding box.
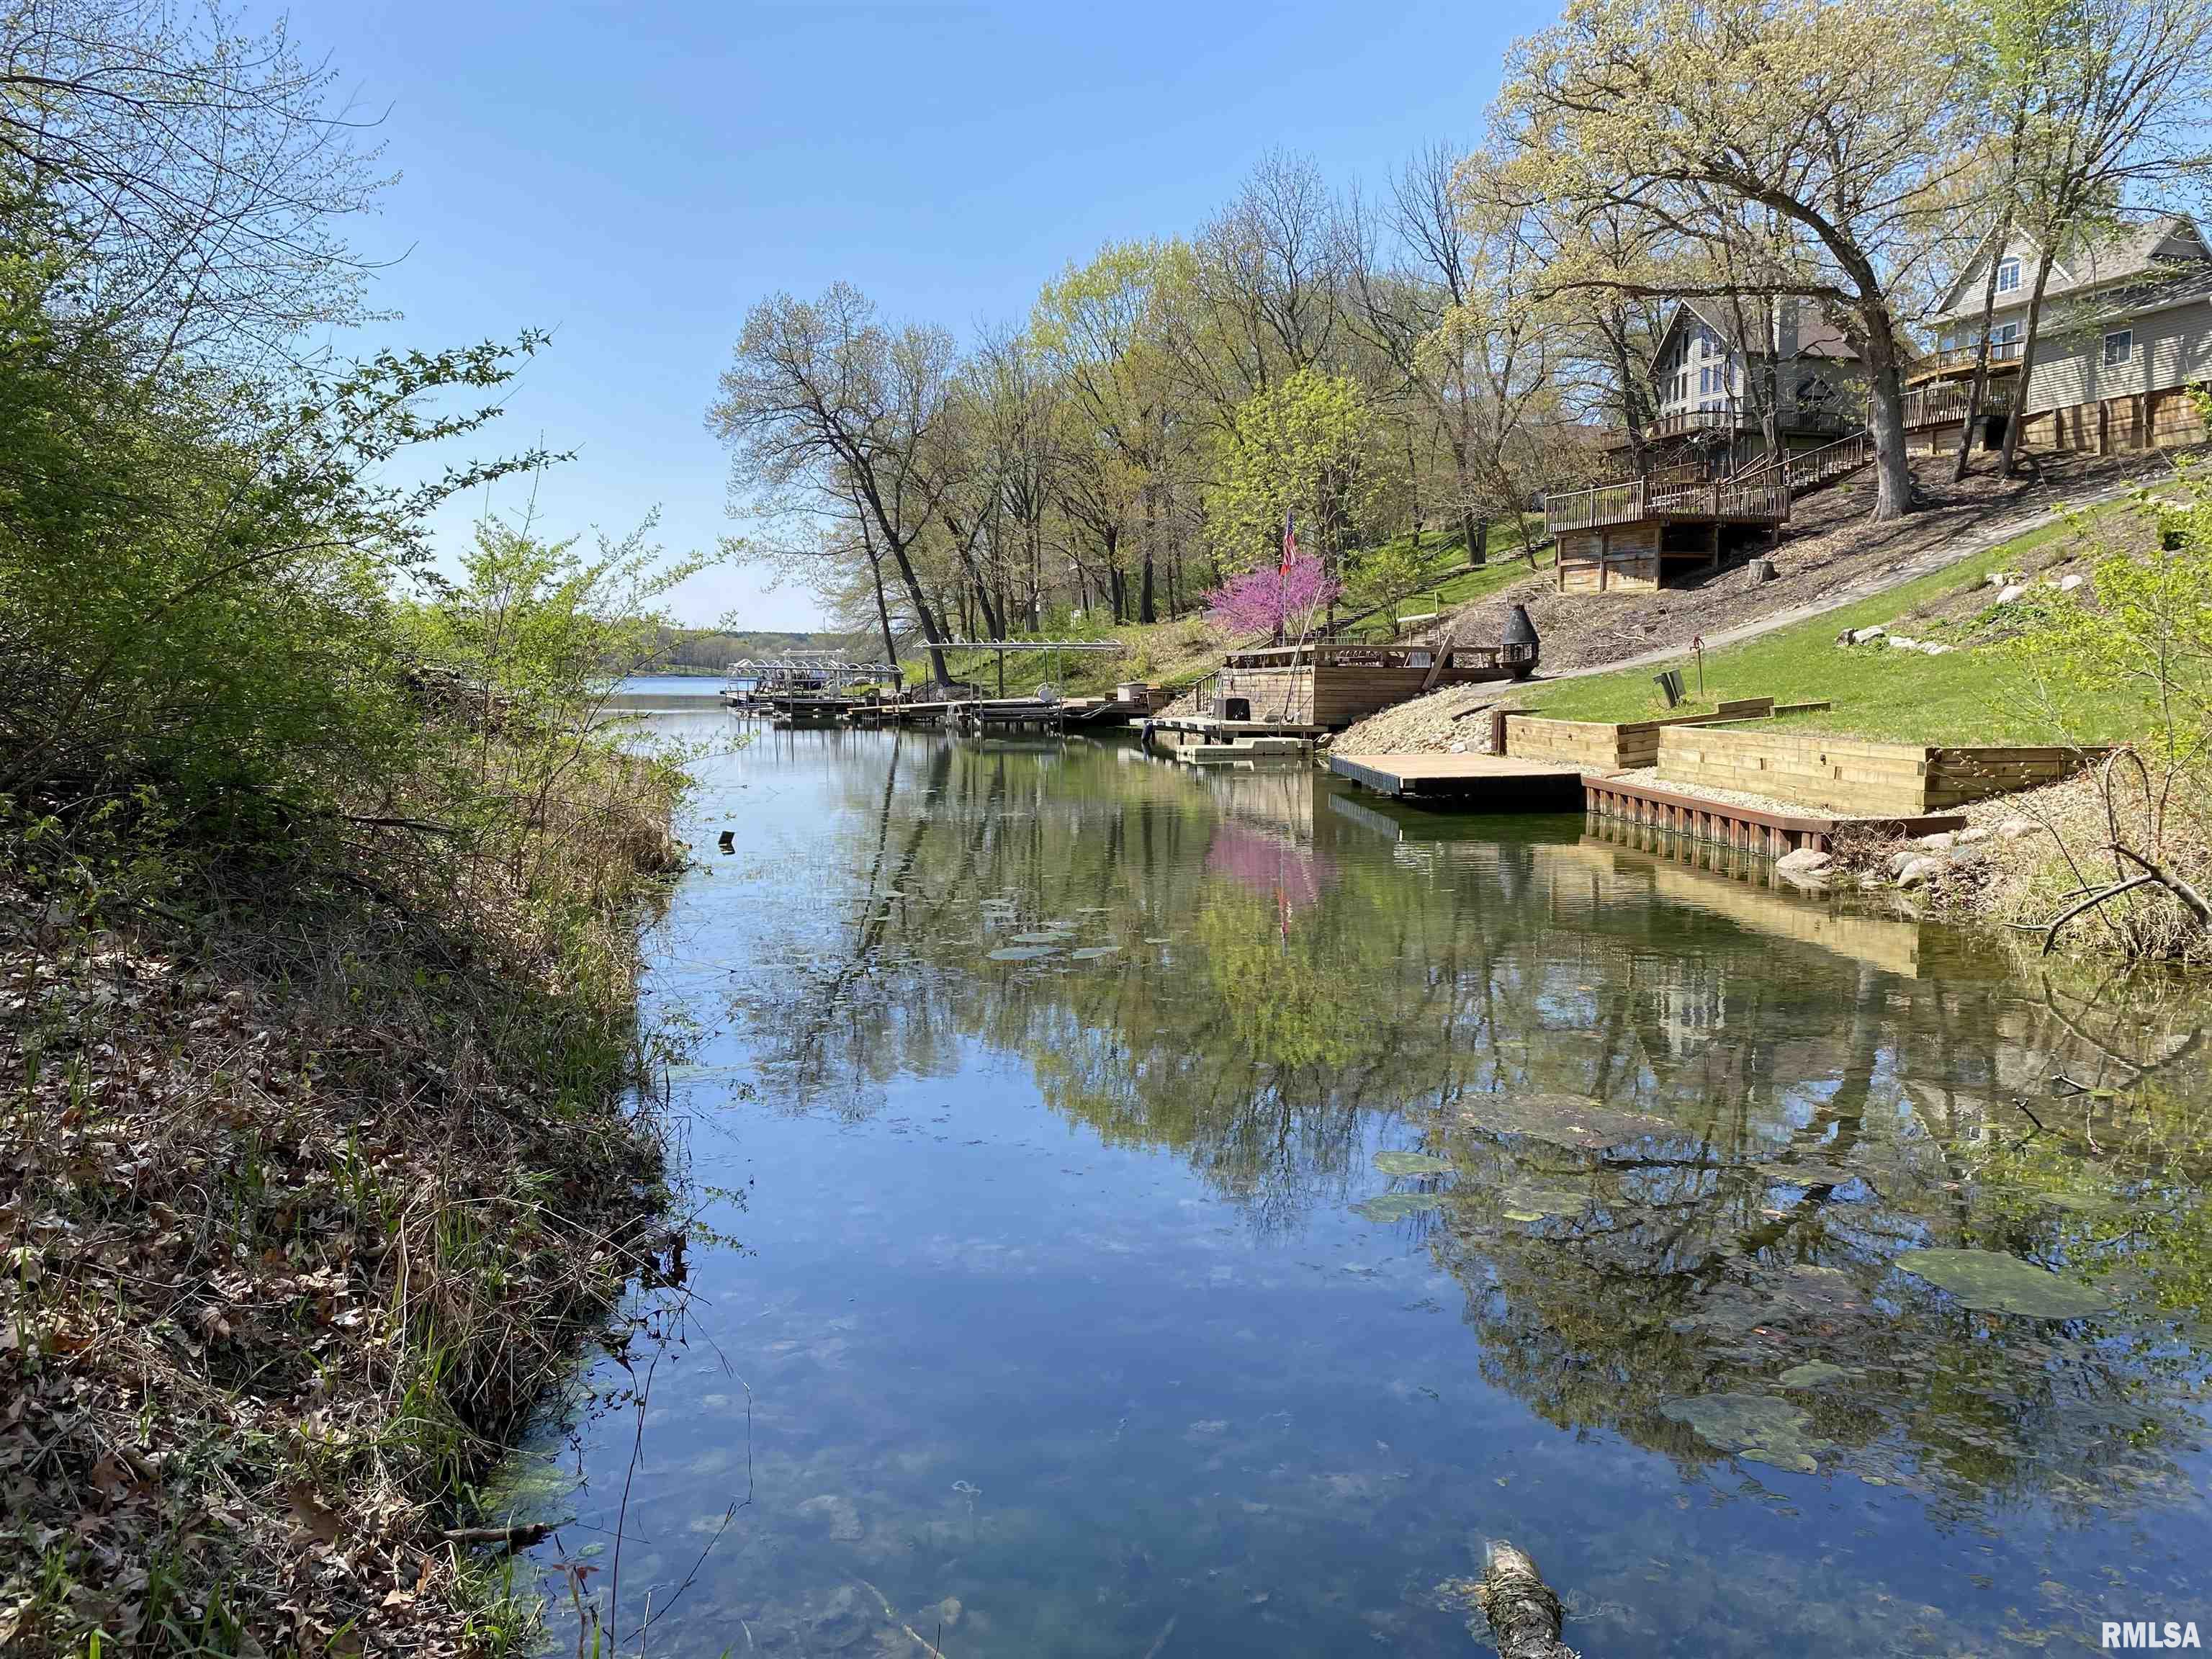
[1915,215,2212,456]
[1608,298,1865,474]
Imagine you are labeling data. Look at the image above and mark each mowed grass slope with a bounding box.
[1516,512,2157,745]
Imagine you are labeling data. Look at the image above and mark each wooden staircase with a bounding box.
[1730,429,1874,497]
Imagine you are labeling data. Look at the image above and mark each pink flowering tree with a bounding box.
[1204,554,1341,644]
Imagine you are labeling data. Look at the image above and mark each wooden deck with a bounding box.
[1328,752,1588,808]
[1543,475,1791,536]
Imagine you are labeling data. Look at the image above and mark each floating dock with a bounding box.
[1143,716,1326,762]
[1327,752,1587,807]
[1328,751,1972,854]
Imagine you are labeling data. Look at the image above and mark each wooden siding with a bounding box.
[1556,523,1660,593]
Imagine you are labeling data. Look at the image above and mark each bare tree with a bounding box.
[1995,0,2212,476]
[0,0,388,371]
[709,284,958,683]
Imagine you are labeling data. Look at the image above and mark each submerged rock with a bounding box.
[1374,1149,1454,1177]
[1895,1248,2109,1319]
[1660,1391,1827,1474]
[1353,1192,1444,1223]
[1777,1361,1848,1389]
[797,1493,864,1542]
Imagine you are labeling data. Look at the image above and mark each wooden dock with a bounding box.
[1143,716,1326,762]
[1330,750,1970,848]
[1327,752,1588,808]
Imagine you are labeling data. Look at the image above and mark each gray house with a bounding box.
[1611,298,1862,473]
[1921,215,2212,455]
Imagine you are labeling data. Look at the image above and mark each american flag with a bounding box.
[1280,509,1297,574]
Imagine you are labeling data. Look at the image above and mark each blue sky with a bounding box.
[289,0,1554,629]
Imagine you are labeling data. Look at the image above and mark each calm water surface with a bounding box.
[507,716,2212,1657]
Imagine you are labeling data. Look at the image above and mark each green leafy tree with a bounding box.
[1202,367,1385,583]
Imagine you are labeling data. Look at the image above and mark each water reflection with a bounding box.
[516,723,2212,1658]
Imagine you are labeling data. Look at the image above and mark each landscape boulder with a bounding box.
[1774,848,1833,876]
[1894,855,1948,889]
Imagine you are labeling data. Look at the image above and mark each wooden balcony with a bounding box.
[1900,379,2014,429]
[1604,398,1858,451]
[1908,339,2024,382]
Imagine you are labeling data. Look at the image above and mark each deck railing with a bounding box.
[1543,473,1791,535]
[1781,432,1873,492]
[1912,339,2026,379]
[1900,379,2015,428]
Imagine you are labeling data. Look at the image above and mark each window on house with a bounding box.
[2103,328,2133,368]
[1996,257,2021,294]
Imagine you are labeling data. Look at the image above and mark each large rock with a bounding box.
[1775,848,1833,876]
[1996,816,2044,841]
[798,1493,864,1542]
[1917,831,1957,851]
[1997,583,2027,603]
[1894,855,1949,889]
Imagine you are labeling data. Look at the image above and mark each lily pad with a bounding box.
[1069,945,1121,961]
[1777,1361,1848,1389]
[1374,1150,1453,1177]
[986,945,1059,962]
[1010,932,1066,945]
[1352,1193,1443,1223]
[1894,1248,2109,1319]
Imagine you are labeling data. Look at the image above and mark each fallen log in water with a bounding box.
[1475,1541,1580,1659]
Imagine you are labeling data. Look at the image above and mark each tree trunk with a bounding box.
[1954,210,2015,483]
[1465,511,1488,567]
[1998,248,2058,479]
[866,549,899,683]
[1858,304,1914,520]
[881,538,951,684]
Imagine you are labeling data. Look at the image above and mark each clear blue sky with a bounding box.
[286,0,1554,629]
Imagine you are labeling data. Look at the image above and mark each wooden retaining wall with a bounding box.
[1656,727,2102,814]
[1504,701,1779,771]
[1508,714,1670,769]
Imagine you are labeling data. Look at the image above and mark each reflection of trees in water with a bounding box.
[1419,953,2212,1521]
[722,734,2212,1514]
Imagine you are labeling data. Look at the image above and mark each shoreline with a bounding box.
[0,793,688,1653]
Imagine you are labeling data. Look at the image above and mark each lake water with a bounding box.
[505,716,2212,1657]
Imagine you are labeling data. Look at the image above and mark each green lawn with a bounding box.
[1516,513,2154,745]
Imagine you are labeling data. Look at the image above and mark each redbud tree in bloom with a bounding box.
[1204,553,1340,643]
